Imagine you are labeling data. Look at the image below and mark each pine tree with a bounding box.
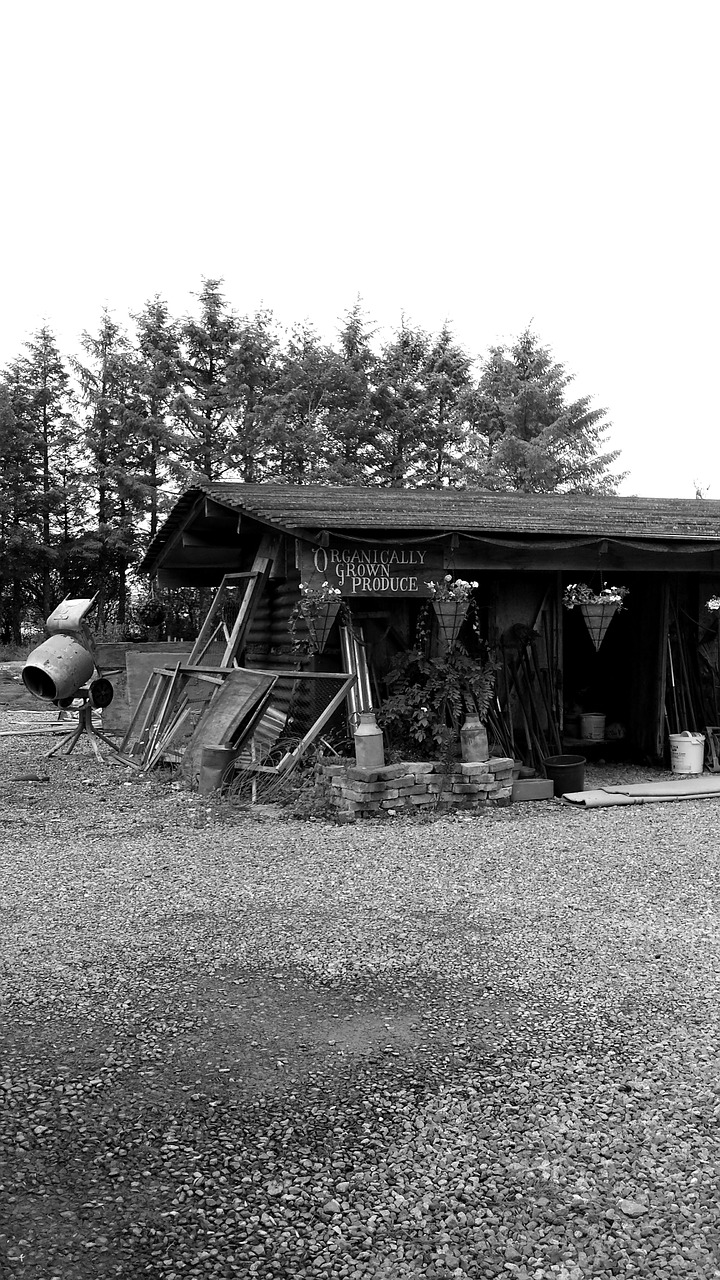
[368,319,430,486]
[226,308,278,482]
[322,301,377,484]
[133,296,181,537]
[14,326,80,614]
[461,328,624,493]
[174,279,246,480]
[419,323,472,486]
[0,378,43,641]
[260,323,340,481]
[73,312,144,628]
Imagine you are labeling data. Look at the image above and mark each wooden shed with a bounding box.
[139,484,720,762]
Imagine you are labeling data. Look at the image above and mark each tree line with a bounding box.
[0,279,622,643]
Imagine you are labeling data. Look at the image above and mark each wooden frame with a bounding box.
[232,670,357,777]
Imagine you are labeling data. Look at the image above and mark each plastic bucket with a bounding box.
[580,712,605,740]
[543,753,586,797]
[669,731,705,776]
[198,744,237,794]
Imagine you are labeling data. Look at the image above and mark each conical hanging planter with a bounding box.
[303,600,341,654]
[580,600,619,651]
[433,600,468,649]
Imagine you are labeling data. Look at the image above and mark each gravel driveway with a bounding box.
[1,731,719,1279]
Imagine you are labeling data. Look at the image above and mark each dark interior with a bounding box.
[22,666,57,700]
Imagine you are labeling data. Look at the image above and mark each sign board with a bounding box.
[298,540,445,598]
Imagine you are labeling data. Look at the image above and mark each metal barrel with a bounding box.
[22,635,95,702]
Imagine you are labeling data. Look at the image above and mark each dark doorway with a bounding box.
[562,576,667,760]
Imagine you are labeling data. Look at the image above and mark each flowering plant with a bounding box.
[427,574,478,603]
[297,580,341,608]
[707,596,720,612]
[563,582,629,610]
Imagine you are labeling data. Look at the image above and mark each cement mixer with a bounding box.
[22,596,116,758]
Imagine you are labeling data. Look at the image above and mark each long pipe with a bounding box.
[340,625,372,728]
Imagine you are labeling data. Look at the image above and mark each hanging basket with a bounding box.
[432,600,468,649]
[302,600,341,654]
[580,601,619,651]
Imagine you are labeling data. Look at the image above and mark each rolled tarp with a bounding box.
[563,777,720,808]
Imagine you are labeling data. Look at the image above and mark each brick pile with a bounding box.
[315,757,514,820]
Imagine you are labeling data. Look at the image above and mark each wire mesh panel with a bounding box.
[235,672,351,768]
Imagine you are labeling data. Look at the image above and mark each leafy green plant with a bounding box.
[135,595,167,628]
[378,609,496,757]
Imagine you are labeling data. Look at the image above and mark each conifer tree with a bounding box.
[368,319,430,486]
[73,312,143,627]
[0,379,42,640]
[14,326,80,614]
[419,323,472,486]
[133,296,181,537]
[322,302,377,483]
[174,279,246,480]
[461,328,624,493]
[226,308,278,482]
[260,323,339,481]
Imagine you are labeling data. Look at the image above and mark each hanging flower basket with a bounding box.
[579,601,620,652]
[563,582,629,652]
[289,581,343,654]
[427,576,477,650]
[432,600,468,649]
[303,600,341,654]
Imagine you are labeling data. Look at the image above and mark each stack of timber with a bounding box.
[666,596,720,741]
[492,622,562,773]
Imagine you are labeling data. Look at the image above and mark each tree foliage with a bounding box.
[0,289,624,639]
[461,328,624,493]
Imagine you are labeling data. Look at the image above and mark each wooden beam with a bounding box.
[182,532,238,548]
[204,497,235,520]
[446,549,720,574]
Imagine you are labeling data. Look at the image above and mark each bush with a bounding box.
[378,637,496,758]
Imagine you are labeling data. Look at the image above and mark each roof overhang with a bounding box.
[139,483,720,584]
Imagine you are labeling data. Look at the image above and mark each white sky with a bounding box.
[2,0,718,498]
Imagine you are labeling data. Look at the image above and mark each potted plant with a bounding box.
[289,580,343,654]
[427,575,479,650]
[563,582,629,651]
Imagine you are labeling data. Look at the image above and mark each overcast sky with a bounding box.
[2,0,718,498]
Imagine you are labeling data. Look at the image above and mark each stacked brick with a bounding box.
[316,757,514,820]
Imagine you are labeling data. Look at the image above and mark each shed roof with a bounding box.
[141,482,720,572]
[211,483,720,537]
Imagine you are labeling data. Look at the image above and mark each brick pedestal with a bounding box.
[315,757,514,820]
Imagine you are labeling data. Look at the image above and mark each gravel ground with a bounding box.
[1,729,720,1280]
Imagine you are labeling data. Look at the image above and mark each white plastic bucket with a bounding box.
[580,712,606,740]
[669,731,705,775]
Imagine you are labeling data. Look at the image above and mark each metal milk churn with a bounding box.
[353,710,385,769]
[460,713,489,762]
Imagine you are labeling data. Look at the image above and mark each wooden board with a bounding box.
[105,644,221,736]
[180,669,277,782]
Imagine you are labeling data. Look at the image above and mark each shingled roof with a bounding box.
[139,481,720,574]
[159,476,717,529]
[210,483,720,536]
